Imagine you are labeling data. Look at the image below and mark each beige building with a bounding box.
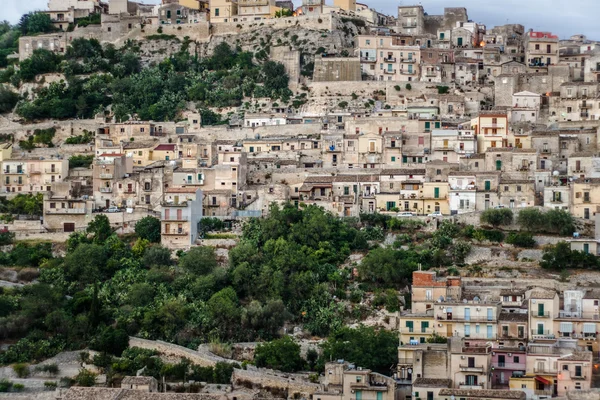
[333,0,356,12]
[209,0,238,22]
[237,0,278,20]
[525,30,559,69]
[160,187,203,249]
[357,35,421,82]
[471,113,509,152]
[43,181,94,232]
[120,376,159,392]
[1,158,69,194]
[93,154,133,209]
[571,178,600,220]
[316,362,395,400]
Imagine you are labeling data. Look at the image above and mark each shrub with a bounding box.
[12,363,29,378]
[74,369,96,387]
[13,383,24,391]
[0,379,12,392]
[506,232,536,248]
[36,364,59,375]
[480,208,513,227]
[394,85,401,91]
[255,336,304,372]
[405,83,412,90]
[44,381,58,388]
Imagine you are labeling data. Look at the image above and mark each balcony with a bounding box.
[481,123,506,129]
[402,22,417,28]
[528,345,561,354]
[384,69,397,75]
[384,57,397,62]
[99,187,113,193]
[161,201,189,207]
[401,11,417,17]
[4,170,24,175]
[436,315,496,322]
[46,208,87,215]
[45,168,58,174]
[163,230,188,236]
[99,173,113,179]
[459,365,485,373]
[361,57,377,63]
[401,58,417,63]
[162,216,189,222]
[399,328,435,335]
[533,367,558,374]
[425,71,438,77]
[400,70,416,75]
[581,112,589,118]
[143,186,153,192]
[557,311,600,320]
[349,383,388,391]
[237,0,269,4]
[580,104,591,109]
[494,362,525,370]
[28,170,41,175]
[531,311,550,318]
[397,358,414,365]
[459,383,484,390]
[575,170,587,175]
[96,159,115,165]
[123,190,136,195]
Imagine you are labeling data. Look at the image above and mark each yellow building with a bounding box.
[333,0,356,11]
[124,142,157,167]
[571,178,600,220]
[209,0,238,22]
[150,144,178,161]
[1,158,69,194]
[470,113,509,152]
[237,0,278,20]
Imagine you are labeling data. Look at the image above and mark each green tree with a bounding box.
[207,288,240,339]
[90,327,129,356]
[142,245,172,268]
[135,216,161,243]
[74,368,96,387]
[320,326,398,374]
[20,13,55,35]
[480,208,513,228]
[254,336,304,372]
[0,86,18,113]
[179,246,217,275]
[86,214,112,244]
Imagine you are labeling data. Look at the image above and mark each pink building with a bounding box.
[490,345,527,389]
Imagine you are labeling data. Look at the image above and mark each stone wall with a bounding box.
[129,337,232,367]
[232,368,320,398]
[313,57,361,82]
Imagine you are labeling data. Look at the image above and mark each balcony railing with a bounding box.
[581,112,590,118]
[161,201,189,207]
[399,328,435,335]
[531,311,550,318]
[400,70,416,75]
[46,208,87,215]
[528,345,561,354]
[436,315,495,322]
[401,58,417,63]
[494,362,525,370]
[459,383,484,389]
[384,69,397,75]
[99,173,113,179]
[96,159,115,165]
[425,72,437,77]
[360,57,376,63]
[402,22,417,28]
[237,0,269,4]
[99,187,113,193]
[384,57,396,62]
[533,367,558,374]
[163,230,188,236]
[557,311,600,319]
[45,168,58,174]
[459,365,485,373]
[162,216,189,222]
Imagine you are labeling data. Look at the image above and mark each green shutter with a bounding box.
[485,181,491,191]
[391,156,396,162]
[406,321,414,332]
[434,187,440,198]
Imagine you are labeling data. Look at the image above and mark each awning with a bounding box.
[584,323,596,333]
[535,376,551,385]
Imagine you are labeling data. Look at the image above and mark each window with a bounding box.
[215,8,220,16]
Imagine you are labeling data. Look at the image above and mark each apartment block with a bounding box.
[160,187,203,249]
[1,158,69,194]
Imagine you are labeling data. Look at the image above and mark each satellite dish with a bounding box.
[553,171,559,176]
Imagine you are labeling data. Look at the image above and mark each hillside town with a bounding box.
[3,0,600,400]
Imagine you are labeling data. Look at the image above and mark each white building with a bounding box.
[244,113,287,128]
[430,129,477,163]
[510,91,542,123]
[448,173,476,214]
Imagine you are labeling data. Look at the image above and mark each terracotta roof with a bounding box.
[121,376,158,385]
[413,378,452,388]
[530,288,557,299]
[165,187,199,194]
[154,144,176,151]
[560,353,593,362]
[381,169,426,175]
[438,389,525,399]
[499,312,528,322]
